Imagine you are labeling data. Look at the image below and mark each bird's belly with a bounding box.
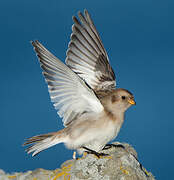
[86,122,120,151]
[66,120,121,152]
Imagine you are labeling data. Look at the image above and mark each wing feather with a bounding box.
[32,40,103,126]
[66,10,116,92]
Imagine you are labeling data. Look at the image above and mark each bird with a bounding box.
[23,9,136,157]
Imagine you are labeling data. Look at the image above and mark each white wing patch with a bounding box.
[32,40,104,126]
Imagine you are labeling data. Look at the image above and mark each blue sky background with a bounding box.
[0,0,174,179]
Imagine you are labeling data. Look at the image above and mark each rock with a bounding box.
[0,142,155,180]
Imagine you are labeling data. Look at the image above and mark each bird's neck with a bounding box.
[104,107,125,123]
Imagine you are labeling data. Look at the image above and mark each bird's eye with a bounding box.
[122,96,126,100]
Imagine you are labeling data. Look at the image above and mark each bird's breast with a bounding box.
[64,110,124,152]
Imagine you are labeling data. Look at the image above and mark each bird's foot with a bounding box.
[103,143,125,150]
[82,146,109,158]
[85,150,109,159]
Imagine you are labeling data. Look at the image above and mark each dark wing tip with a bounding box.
[31,40,40,47]
[78,11,85,20]
[77,10,82,16]
[84,9,89,16]
[72,15,76,21]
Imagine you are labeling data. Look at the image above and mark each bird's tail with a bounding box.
[23,131,64,156]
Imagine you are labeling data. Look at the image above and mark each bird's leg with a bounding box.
[102,143,125,150]
[82,146,109,158]
[73,151,76,159]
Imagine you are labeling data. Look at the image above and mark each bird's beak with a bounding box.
[128,99,136,105]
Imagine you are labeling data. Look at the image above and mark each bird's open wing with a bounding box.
[66,9,116,92]
[32,40,104,126]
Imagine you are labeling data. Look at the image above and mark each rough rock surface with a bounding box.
[0,142,155,180]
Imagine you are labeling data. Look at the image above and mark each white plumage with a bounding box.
[24,10,135,157]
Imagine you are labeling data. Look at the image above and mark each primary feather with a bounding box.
[32,40,103,126]
[66,9,116,92]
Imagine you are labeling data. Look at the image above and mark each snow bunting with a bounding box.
[24,9,135,157]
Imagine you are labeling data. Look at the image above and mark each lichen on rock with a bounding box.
[0,142,155,180]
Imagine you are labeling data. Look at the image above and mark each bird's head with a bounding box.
[101,88,136,114]
[111,88,136,112]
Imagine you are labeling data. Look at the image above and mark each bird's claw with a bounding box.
[85,151,109,158]
[103,143,125,150]
[82,146,109,158]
